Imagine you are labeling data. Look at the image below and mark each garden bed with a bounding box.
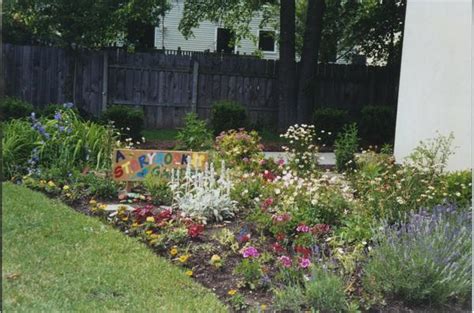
[4,106,472,312]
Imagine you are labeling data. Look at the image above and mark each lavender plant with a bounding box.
[363,204,472,306]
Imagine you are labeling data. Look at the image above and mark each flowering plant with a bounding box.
[280,124,319,176]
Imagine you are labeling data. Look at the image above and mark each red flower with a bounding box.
[312,224,331,236]
[156,207,172,221]
[272,242,285,254]
[187,223,205,238]
[133,205,154,222]
[275,233,286,241]
[295,245,312,258]
[262,170,276,182]
[237,233,251,243]
[261,198,274,211]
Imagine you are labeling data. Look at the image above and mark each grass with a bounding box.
[142,129,179,141]
[2,183,226,312]
[142,128,284,143]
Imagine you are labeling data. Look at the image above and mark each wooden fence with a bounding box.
[4,43,399,128]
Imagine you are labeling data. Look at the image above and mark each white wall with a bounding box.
[155,0,279,60]
[394,0,472,171]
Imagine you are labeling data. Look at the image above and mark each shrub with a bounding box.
[144,172,173,205]
[334,123,359,172]
[176,112,212,151]
[441,170,472,208]
[273,285,306,312]
[281,124,319,176]
[0,97,34,121]
[215,129,263,171]
[211,100,247,135]
[360,105,396,145]
[77,173,119,200]
[304,266,348,312]
[363,205,472,306]
[313,107,349,144]
[102,105,144,139]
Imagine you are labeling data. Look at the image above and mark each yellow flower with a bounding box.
[261,304,267,311]
[150,233,160,239]
[98,204,107,210]
[211,254,221,263]
[47,181,56,187]
[65,193,72,198]
[145,230,153,235]
[39,180,46,185]
[63,185,70,191]
[185,270,193,277]
[89,199,97,206]
[178,254,190,263]
[146,216,155,223]
[227,289,237,296]
[132,222,139,228]
[170,247,178,256]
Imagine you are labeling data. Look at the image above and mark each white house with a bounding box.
[154,0,280,60]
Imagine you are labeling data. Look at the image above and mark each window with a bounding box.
[216,28,235,54]
[258,30,275,52]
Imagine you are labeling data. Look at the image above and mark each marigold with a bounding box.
[227,289,237,296]
[185,270,193,277]
[178,254,190,263]
[170,247,178,256]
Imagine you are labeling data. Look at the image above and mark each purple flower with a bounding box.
[296,224,311,233]
[242,246,260,258]
[299,258,311,269]
[54,112,62,121]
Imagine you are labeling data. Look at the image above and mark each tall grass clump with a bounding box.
[363,204,472,306]
[2,108,119,178]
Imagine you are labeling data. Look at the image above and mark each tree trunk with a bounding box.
[296,0,325,123]
[278,0,297,130]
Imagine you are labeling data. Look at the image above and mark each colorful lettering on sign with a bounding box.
[112,149,209,182]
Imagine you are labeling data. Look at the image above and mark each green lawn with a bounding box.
[2,183,226,312]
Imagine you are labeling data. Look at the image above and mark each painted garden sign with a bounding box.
[112,149,208,181]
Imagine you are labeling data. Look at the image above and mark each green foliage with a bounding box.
[0,97,34,121]
[102,105,144,139]
[363,207,472,306]
[3,0,169,48]
[214,129,263,170]
[313,107,349,144]
[76,173,118,200]
[360,105,396,146]
[176,112,212,151]
[234,259,263,290]
[441,170,472,208]
[2,119,41,178]
[144,172,173,206]
[211,101,247,135]
[334,123,359,172]
[304,267,348,312]
[273,284,306,312]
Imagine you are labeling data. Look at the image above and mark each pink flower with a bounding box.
[299,258,311,269]
[242,246,260,258]
[259,159,267,166]
[278,159,285,166]
[296,223,311,233]
[272,213,291,223]
[279,256,292,268]
[242,157,250,163]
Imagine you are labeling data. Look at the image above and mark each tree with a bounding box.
[2,0,170,49]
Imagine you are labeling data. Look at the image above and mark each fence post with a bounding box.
[102,51,108,112]
[191,59,199,113]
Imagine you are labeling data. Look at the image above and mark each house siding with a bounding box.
[155,0,279,60]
